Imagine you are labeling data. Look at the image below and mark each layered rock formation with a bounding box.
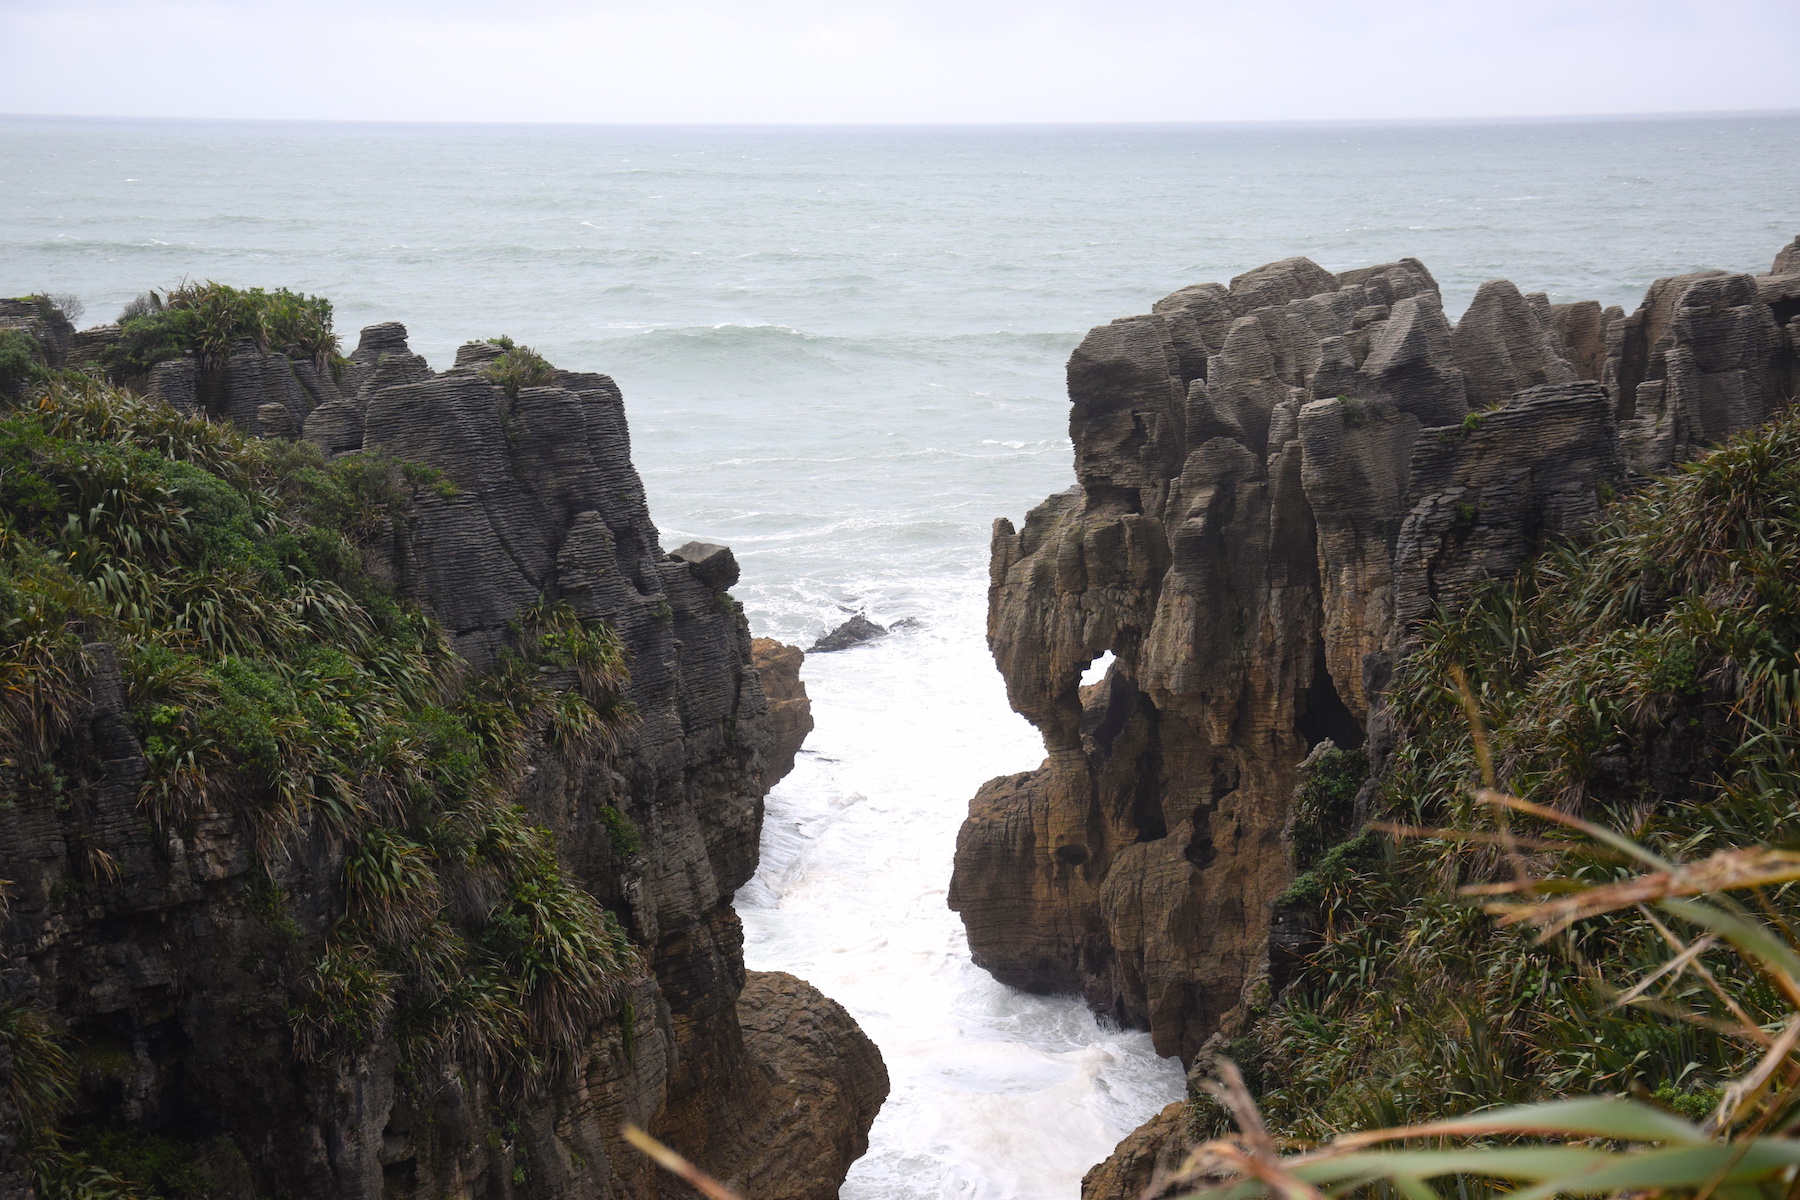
[0,317,871,1198]
[949,237,1800,1095]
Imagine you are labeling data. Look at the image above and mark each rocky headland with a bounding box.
[0,302,883,1199]
[947,237,1800,1193]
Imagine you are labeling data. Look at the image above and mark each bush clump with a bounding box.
[0,326,45,400]
[480,337,555,398]
[100,282,343,381]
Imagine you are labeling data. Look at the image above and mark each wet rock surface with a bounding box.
[0,321,878,1198]
[951,238,1800,1099]
[751,639,814,786]
[809,612,888,653]
[1079,1101,1193,1200]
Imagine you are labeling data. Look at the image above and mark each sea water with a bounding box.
[5,112,1799,1198]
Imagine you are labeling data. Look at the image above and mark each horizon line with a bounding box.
[4,106,1800,131]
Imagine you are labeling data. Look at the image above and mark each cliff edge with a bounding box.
[949,237,1800,1081]
[0,306,875,1199]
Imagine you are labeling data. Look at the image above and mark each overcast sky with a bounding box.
[3,0,1798,124]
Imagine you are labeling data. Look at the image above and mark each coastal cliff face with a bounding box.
[949,237,1800,1074]
[0,314,875,1199]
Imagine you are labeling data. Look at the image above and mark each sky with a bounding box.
[2,0,1798,125]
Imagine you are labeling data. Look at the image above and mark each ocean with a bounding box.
[5,111,1799,1198]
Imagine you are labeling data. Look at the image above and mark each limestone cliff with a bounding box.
[949,236,1800,1085]
[0,311,871,1199]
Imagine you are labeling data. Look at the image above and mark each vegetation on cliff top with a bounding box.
[100,281,344,380]
[0,375,639,1196]
[1190,404,1800,1186]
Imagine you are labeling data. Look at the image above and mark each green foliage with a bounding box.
[69,1129,208,1200]
[1,378,643,1112]
[0,327,45,400]
[479,342,555,398]
[600,804,642,857]
[1227,406,1800,1144]
[100,281,342,380]
[1,1004,146,1199]
[1,1002,75,1136]
[1288,745,1368,869]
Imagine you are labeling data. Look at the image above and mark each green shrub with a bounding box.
[0,327,44,399]
[480,342,554,398]
[100,282,342,380]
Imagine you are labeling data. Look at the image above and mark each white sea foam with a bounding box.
[736,584,1185,1200]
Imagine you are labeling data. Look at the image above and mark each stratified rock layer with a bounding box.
[951,239,1800,1086]
[0,324,872,1198]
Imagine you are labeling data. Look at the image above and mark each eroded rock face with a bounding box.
[0,324,882,1198]
[1079,1101,1192,1200]
[951,241,1800,1079]
[751,639,814,786]
[725,971,889,1200]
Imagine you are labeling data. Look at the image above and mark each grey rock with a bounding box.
[255,402,294,437]
[1547,299,1611,381]
[452,339,506,369]
[1450,278,1577,410]
[145,358,198,413]
[1227,256,1337,315]
[1393,381,1622,630]
[1357,292,1469,426]
[1773,234,1800,276]
[1618,272,1793,474]
[670,541,741,592]
[1601,268,1729,421]
[0,297,74,368]
[810,613,888,653]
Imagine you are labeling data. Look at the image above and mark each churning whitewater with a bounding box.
[6,111,1799,1199]
[735,584,1183,1199]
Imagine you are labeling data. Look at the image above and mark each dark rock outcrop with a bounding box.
[809,612,888,653]
[669,541,741,593]
[751,639,814,786]
[951,238,1800,1097]
[0,320,883,1197]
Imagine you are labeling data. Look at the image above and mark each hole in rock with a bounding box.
[1079,650,1115,688]
[1296,641,1363,750]
[1080,665,1140,762]
[1054,843,1090,867]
